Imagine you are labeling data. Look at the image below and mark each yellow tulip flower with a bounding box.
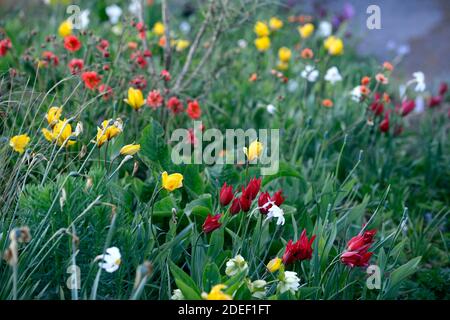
[58,20,72,37]
[267,257,282,272]
[324,36,344,56]
[278,47,292,63]
[9,134,30,154]
[161,171,183,192]
[152,22,165,36]
[254,36,271,52]
[124,87,145,111]
[298,23,314,39]
[96,119,123,147]
[201,284,232,300]
[254,21,270,37]
[43,119,75,147]
[120,144,141,156]
[269,17,283,30]
[243,139,263,162]
[45,106,63,127]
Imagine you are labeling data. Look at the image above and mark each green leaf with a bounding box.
[207,227,224,260]
[153,195,177,217]
[184,194,212,218]
[261,162,304,187]
[202,263,221,292]
[169,260,201,296]
[139,119,169,168]
[183,165,205,196]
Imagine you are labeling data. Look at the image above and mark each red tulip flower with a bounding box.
[219,182,234,206]
[400,100,415,116]
[230,198,241,215]
[239,188,252,212]
[370,93,384,116]
[272,190,285,206]
[202,213,222,233]
[258,192,271,214]
[0,38,12,57]
[341,229,377,268]
[429,95,443,108]
[282,229,316,265]
[439,82,448,96]
[245,177,261,200]
[379,112,390,133]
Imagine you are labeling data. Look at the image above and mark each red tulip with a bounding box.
[230,198,241,215]
[202,213,222,233]
[0,38,12,57]
[272,190,285,206]
[341,229,377,268]
[429,95,443,108]
[258,192,271,214]
[400,100,415,116]
[239,188,252,212]
[379,112,389,133]
[245,177,261,200]
[219,182,234,206]
[439,82,448,96]
[282,229,316,265]
[370,93,384,116]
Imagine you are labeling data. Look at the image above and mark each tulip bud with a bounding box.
[219,182,234,206]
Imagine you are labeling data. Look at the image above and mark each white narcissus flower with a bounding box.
[237,39,248,49]
[414,96,425,114]
[264,202,285,226]
[128,0,142,17]
[79,10,90,30]
[278,271,300,294]
[106,4,122,25]
[266,104,276,114]
[225,254,248,276]
[350,85,362,102]
[171,289,185,300]
[301,65,319,82]
[249,279,267,299]
[96,247,121,273]
[412,71,426,92]
[324,66,342,84]
[318,21,332,37]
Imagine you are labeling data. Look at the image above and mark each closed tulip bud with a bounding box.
[245,177,261,200]
[244,139,263,162]
[219,182,234,206]
[202,213,222,233]
[124,87,145,110]
[267,257,282,272]
[230,198,241,215]
[282,229,316,265]
[239,189,252,212]
[258,192,271,214]
[120,143,141,156]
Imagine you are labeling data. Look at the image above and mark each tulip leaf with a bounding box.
[202,263,221,292]
[184,194,212,218]
[261,162,304,187]
[169,260,201,296]
[153,195,177,217]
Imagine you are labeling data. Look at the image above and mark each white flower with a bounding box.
[301,65,319,82]
[324,66,342,84]
[171,289,185,300]
[128,0,142,17]
[266,104,276,114]
[287,80,299,92]
[249,280,267,299]
[225,254,248,276]
[237,39,248,48]
[350,85,362,102]
[96,247,121,273]
[78,10,90,30]
[179,21,191,34]
[277,271,300,294]
[73,122,83,137]
[264,202,285,226]
[412,71,426,92]
[106,5,122,25]
[318,21,332,37]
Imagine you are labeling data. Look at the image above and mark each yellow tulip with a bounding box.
[152,22,165,36]
[277,61,289,71]
[269,17,283,30]
[49,119,76,147]
[243,139,263,162]
[120,144,141,156]
[9,134,30,154]
[58,20,72,37]
[267,257,282,272]
[161,171,183,192]
[201,284,232,300]
[96,119,123,147]
[124,87,145,111]
[298,23,314,39]
[254,21,270,37]
[324,36,344,56]
[45,106,63,127]
[254,36,270,52]
[278,47,291,63]
[175,39,190,52]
